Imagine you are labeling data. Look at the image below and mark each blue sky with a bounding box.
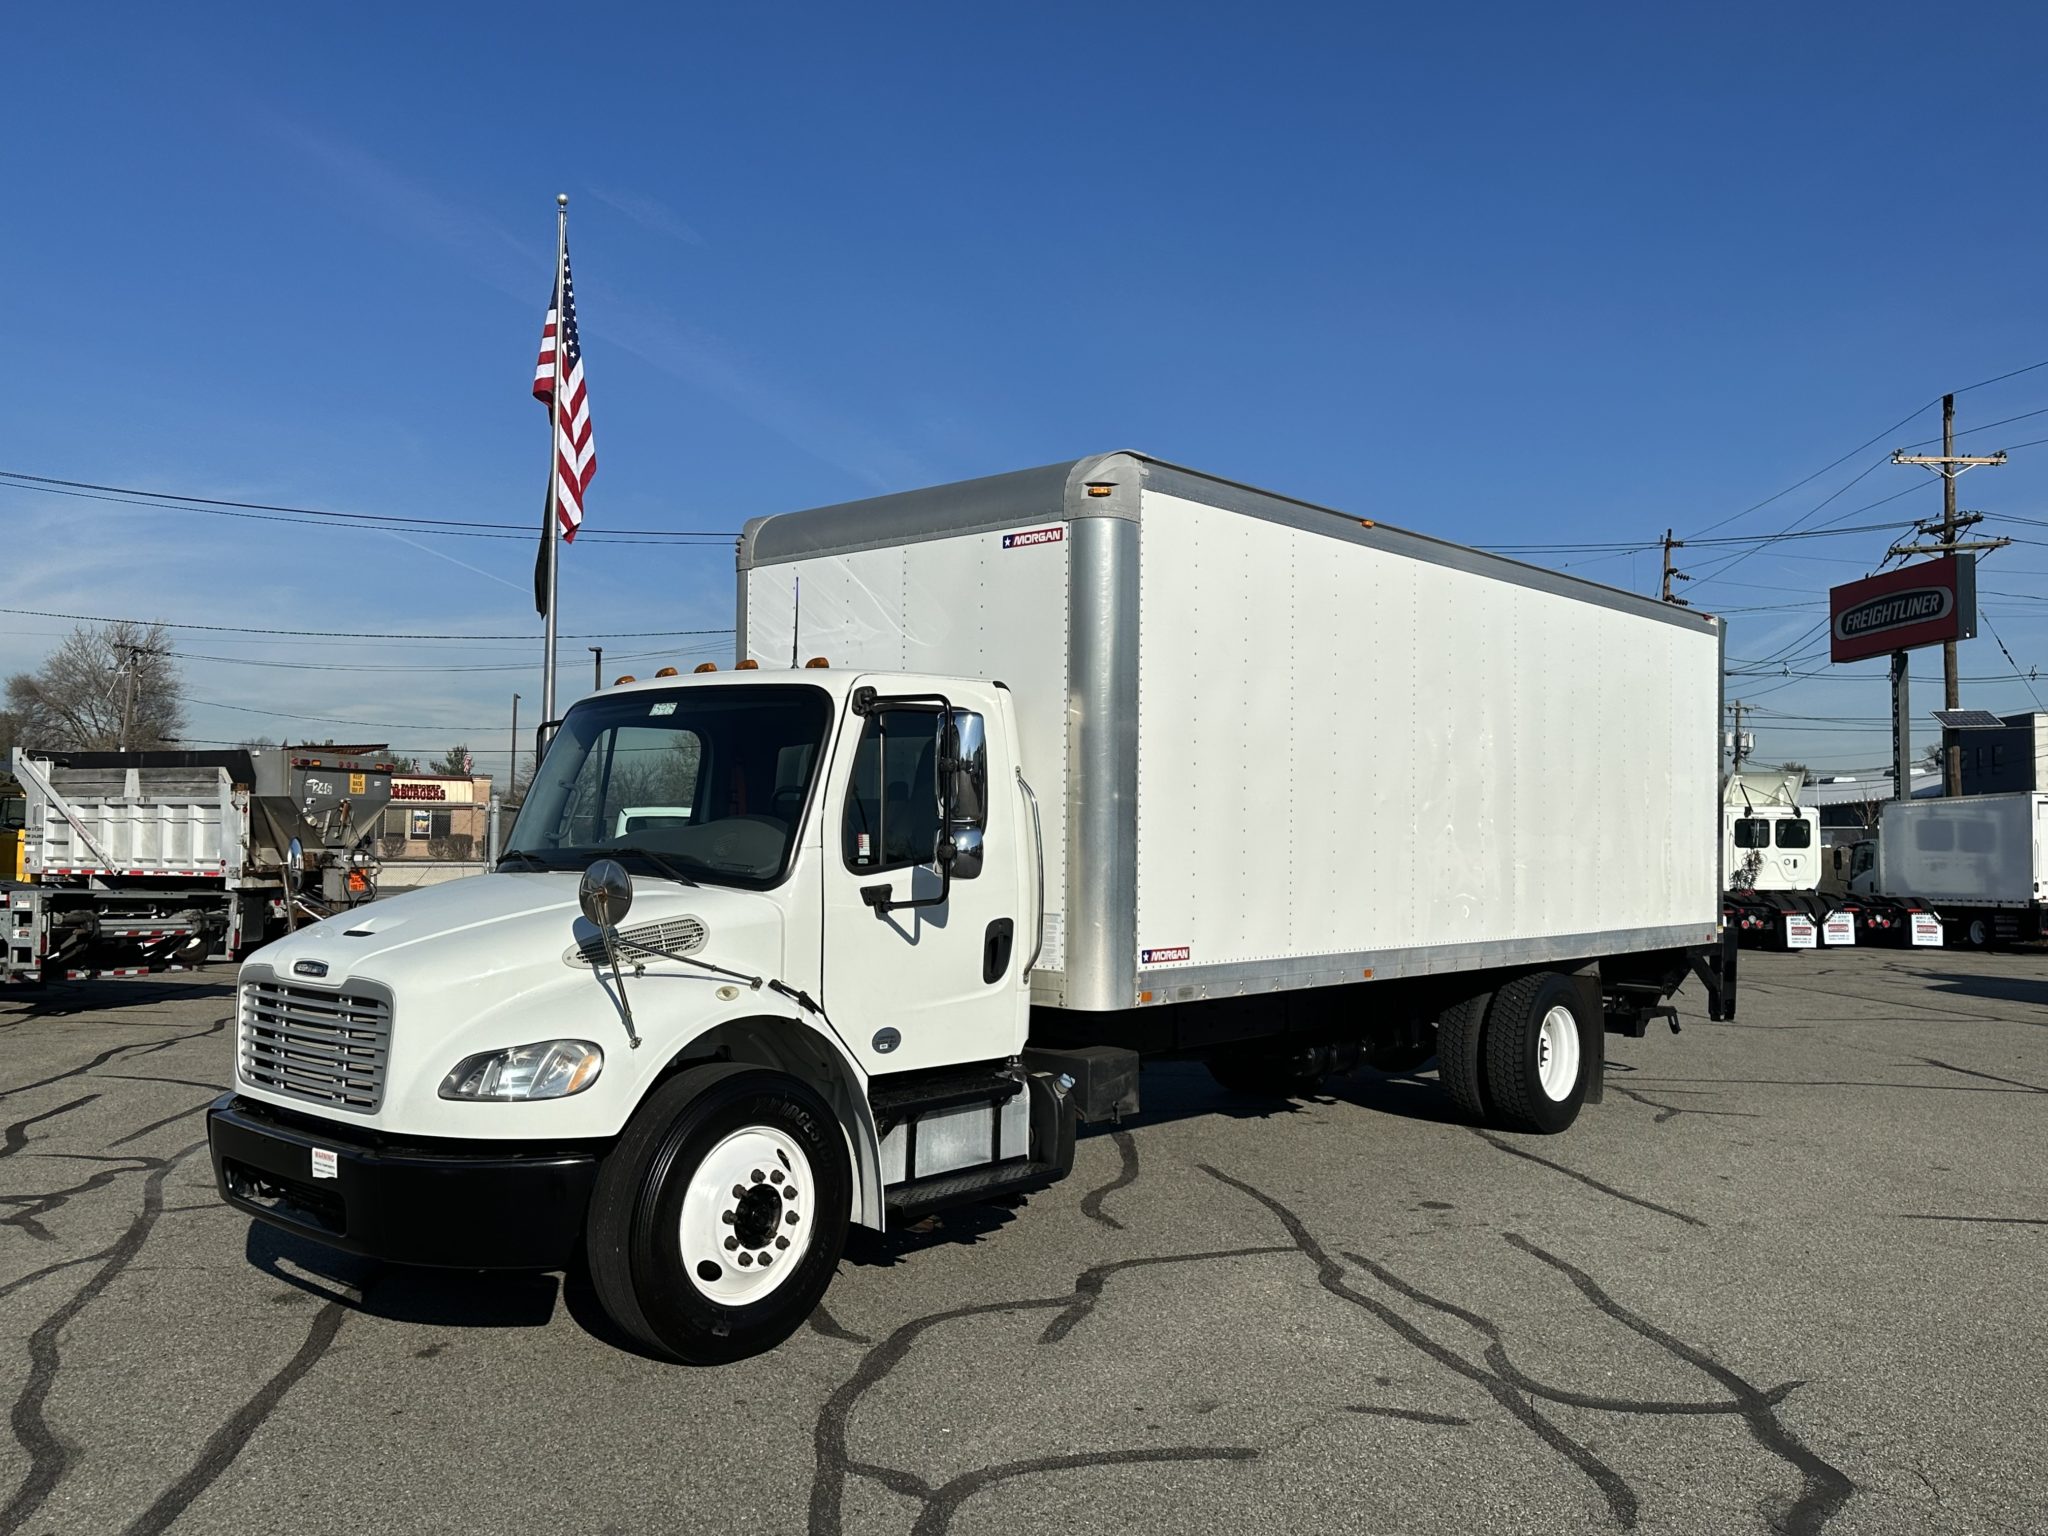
[8,2,2048,779]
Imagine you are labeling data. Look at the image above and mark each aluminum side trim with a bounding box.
[1127,923,1719,1006]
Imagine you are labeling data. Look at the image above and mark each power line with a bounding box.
[1687,354,2048,539]
[0,470,736,541]
[0,605,733,641]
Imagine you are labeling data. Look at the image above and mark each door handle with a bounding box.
[983,919,1015,984]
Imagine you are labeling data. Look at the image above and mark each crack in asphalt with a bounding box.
[0,1142,202,1536]
[1078,1130,1139,1231]
[1471,1131,1709,1228]
[1503,1233,1854,1535]
[0,1096,100,1159]
[117,1297,349,1536]
[1607,1085,1760,1124]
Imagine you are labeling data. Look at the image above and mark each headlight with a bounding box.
[439,1040,604,1101]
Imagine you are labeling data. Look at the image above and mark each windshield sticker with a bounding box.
[1142,945,1191,965]
[649,701,677,716]
[1002,526,1065,550]
[856,833,872,863]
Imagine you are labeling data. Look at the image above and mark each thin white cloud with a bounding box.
[587,185,708,247]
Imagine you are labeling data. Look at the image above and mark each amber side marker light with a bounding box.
[1361,968,1375,980]
[654,666,680,677]
[804,657,831,668]
[736,659,759,670]
[693,662,718,674]
[1138,990,1154,1004]
[1085,483,1116,497]
[613,675,637,685]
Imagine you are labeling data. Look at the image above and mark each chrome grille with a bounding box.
[568,915,707,968]
[238,971,392,1114]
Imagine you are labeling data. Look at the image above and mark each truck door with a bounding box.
[819,691,1025,1077]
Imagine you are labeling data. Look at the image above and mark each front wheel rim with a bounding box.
[1535,1005,1581,1102]
[678,1125,814,1304]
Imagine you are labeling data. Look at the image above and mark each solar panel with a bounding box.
[1932,709,2005,729]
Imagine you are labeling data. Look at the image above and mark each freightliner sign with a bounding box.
[1828,554,1976,664]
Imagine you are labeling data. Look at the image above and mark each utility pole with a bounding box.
[509,693,520,802]
[1660,529,1690,604]
[1892,394,2009,795]
[116,643,157,751]
[589,646,603,691]
[1729,699,1747,771]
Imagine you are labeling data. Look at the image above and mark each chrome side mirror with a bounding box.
[578,859,640,1050]
[287,836,304,874]
[579,858,634,929]
[941,825,985,880]
[940,709,988,881]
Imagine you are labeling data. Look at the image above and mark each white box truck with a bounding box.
[208,454,1733,1363]
[1720,771,1889,947]
[1847,791,2048,947]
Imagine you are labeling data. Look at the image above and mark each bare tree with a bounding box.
[4,621,184,751]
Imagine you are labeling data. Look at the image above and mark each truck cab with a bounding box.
[1723,804,1820,894]
[208,667,1058,1364]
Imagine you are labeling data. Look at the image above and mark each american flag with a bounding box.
[533,245,595,542]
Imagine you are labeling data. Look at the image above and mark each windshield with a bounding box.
[504,684,832,887]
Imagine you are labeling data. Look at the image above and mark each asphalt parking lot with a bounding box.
[0,949,2041,1536]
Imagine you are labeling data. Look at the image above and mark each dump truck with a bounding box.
[3,745,390,983]
[1846,791,2048,948]
[208,453,1734,1363]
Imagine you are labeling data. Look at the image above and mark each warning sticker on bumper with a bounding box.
[311,1147,339,1180]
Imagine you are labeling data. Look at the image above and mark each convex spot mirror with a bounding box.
[939,709,988,880]
[286,837,304,874]
[580,858,634,929]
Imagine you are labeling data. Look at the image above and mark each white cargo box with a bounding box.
[1877,792,2048,909]
[740,453,1723,1009]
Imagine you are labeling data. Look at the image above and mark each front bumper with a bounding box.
[207,1095,600,1270]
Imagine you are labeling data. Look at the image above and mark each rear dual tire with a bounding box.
[1439,971,1594,1134]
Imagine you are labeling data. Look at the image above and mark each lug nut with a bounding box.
[758,1253,772,1266]
[786,1211,800,1225]
[770,1169,784,1184]
[732,1185,745,1200]
[750,1169,765,1183]
[721,1210,734,1225]
[737,1252,753,1266]
[724,1236,738,1251]
[774,1236,789,1250]
[783,1187,799,1202]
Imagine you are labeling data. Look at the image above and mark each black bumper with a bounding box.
[207,1095,600,1270]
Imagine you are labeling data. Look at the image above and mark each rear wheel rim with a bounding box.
[678,1126,813,1305]
[1535,1005,1581,1102]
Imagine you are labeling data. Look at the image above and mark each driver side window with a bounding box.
[842,710,942,872]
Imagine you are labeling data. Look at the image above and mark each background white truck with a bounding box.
[1846,791,2048,947]
[209,453,1734,1363]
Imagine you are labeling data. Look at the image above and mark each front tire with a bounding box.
[1481,972,1593,1134]
[586,1066,850,1365]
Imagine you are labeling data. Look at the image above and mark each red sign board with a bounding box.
[1829,555,1976,664]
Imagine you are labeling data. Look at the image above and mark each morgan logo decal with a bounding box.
[1002,526,1065,550]
[1142,946,1191,965]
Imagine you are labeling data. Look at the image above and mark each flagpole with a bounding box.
[541,192,569,728]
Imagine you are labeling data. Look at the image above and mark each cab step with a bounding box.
[868,1063,1021,1130]
[884,1156,1066,1222]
